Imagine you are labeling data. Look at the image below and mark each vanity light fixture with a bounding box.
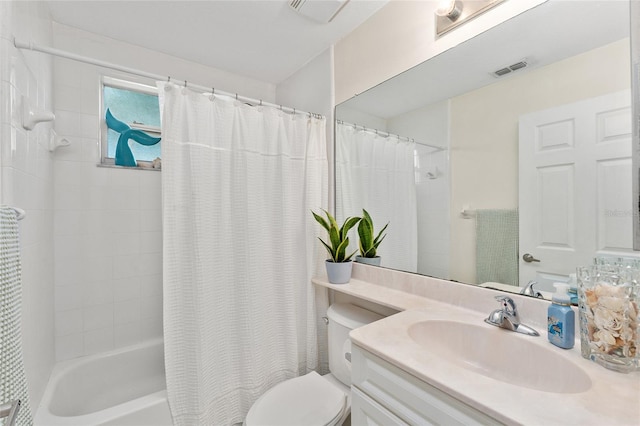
[436,0,505,37]
[435,0,462,20]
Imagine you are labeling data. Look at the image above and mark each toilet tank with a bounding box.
[327,303,384,387]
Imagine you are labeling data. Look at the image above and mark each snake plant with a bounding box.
[312,209,361,263]
[357,209,388,258]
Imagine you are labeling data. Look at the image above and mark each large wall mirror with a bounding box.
[336,0,639,300]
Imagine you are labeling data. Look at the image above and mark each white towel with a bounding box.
[0,207,32,426]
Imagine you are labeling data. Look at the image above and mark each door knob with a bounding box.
[523,253,540,263]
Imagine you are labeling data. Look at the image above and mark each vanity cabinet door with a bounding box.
[351,345,502,426]
[352,386,409,426]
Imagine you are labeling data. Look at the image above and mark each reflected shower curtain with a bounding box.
[159,83,328,425]
[336,122,418,272]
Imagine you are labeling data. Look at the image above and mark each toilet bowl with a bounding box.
[244,303,383,426]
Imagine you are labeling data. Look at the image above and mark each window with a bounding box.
[101,77,161,166]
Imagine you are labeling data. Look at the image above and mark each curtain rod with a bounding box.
[336,120,446,151]
[13,38,324,119]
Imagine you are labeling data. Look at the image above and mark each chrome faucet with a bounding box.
[520,280,543,298]
[484,295,539,336]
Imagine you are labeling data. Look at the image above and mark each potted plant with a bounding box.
[356,209,388,266]
[312,209,361,284]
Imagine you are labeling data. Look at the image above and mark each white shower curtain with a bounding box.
[336,122,418,272]
[159,83,328,425]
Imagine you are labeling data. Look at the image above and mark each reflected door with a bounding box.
[519,91,634,292]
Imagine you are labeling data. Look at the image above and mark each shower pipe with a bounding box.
[336,120,446,152]
[13,38,324,120]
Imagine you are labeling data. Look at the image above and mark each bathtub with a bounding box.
[35,339,172,425]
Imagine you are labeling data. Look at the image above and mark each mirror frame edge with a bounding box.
[632,0,640,250]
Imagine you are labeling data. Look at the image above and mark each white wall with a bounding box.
[334,0,545,104]
[336,106,387,132]
[276,47,334,210]
[387,100,450,279]
[0,0,55,410]
[51,23,276,361]
[449,39,631,284]
[276,47,334,121]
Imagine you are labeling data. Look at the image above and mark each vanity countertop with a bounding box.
[313,276,640,425]
[313,276,430,311]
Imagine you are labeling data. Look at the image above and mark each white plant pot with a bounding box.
[355,256,381,266]
[325,260,353,284]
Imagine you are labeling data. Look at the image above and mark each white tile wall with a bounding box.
[52,138,164,359]
[49,40,165,361]
[0,0,55,410]
[50,22,276,362]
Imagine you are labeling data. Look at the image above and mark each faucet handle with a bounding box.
[486,295,539,336]
[494,295,518,318]
[520,280,543,298]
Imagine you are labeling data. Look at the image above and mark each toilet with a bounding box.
[244,303,383,426]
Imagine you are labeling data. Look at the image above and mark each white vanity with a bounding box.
[350,343,499,425]
[313,265,640,426]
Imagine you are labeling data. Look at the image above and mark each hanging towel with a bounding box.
[0,207,32,426]
[476,209,519,287]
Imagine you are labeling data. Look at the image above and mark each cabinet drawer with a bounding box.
[352,386,408,426]
[352,345,502,426]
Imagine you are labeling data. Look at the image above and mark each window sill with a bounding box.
[97,163,161,172]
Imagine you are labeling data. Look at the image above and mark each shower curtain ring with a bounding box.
[235,93,238,100]
[184,80,187,88]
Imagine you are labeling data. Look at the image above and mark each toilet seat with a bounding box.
[244,371,347,426]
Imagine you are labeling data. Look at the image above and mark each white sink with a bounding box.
[408,320,592,394]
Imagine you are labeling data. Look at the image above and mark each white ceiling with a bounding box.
[46,0,388,84]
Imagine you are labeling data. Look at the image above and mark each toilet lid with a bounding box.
[245,372,347,426]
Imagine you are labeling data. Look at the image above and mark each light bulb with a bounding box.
[435,0,462,20]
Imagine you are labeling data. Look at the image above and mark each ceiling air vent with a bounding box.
[494,67,511,77]
[492,60,529,78]
[288,0,350,24]
[509,61,527,71]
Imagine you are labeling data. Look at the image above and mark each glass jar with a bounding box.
[577,264,639,373]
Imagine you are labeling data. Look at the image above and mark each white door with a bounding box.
[519,91,635,292]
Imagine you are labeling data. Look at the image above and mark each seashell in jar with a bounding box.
[595,282,627,297]
[598,295,628,313]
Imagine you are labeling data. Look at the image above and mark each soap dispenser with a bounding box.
[547,283,575,349]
